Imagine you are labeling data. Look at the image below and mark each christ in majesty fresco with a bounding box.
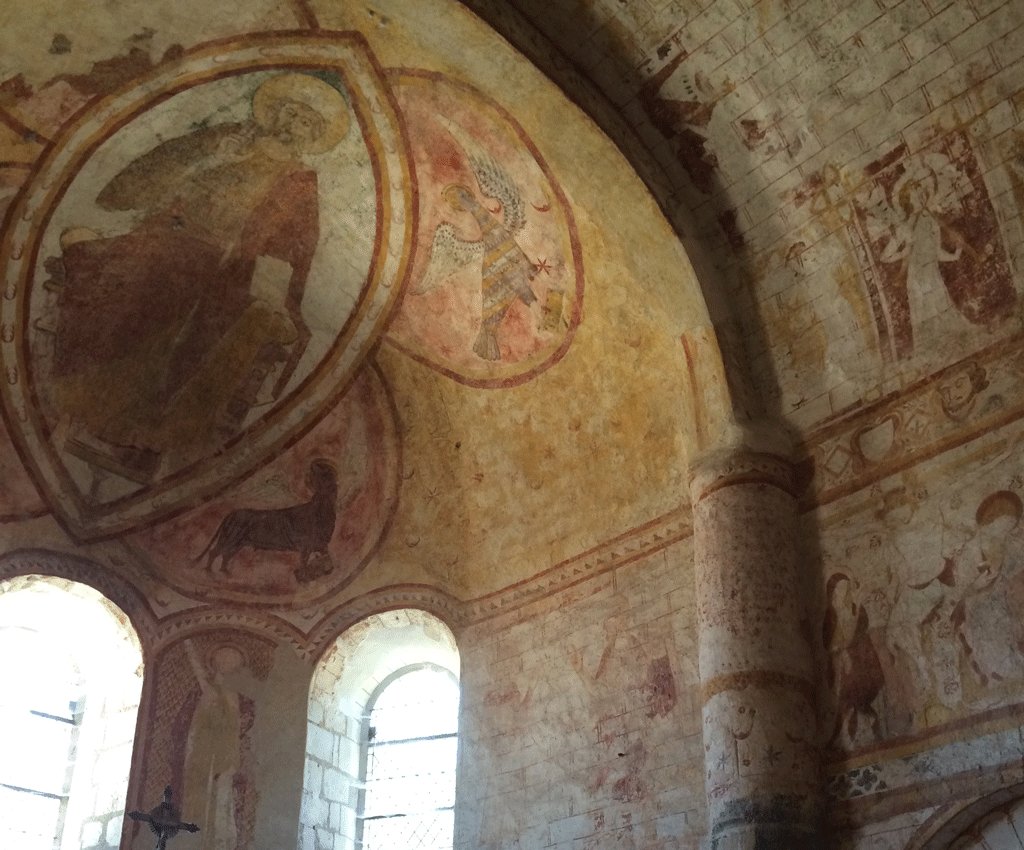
[47,72,350,482]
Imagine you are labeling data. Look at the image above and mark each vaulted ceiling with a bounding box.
[0,0,1022,609]
[485,0,1022,410]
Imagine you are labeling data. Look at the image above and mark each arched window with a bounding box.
[0,576,144,850]
[302,609,460,850]
[361,665,459,850]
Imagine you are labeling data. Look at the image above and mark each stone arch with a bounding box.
[0,550,157,651]
[908,785,1024,850]
[304,587,463,663]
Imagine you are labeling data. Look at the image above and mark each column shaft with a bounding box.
[690,447,821,849]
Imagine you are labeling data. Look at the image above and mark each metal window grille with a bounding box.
[360,666,459,850]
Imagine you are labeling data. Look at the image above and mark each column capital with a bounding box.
[688,420,796,503]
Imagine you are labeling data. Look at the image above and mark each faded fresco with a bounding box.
[0,38,413,540]
[0,32,597,604]
[122,365,399,606]
[44,71,350,474]
[129,632,272,850]
[129,628,308,850]
[820,424,1024,756]
[786,123,1022,404]
[458,548,705,850]
[385,71,583,387]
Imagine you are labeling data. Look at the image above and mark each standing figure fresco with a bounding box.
[128,632,278,850]
[823,573,886,744]
[796,129,1017,366]
[954,490,1024,692]
[854,131,1015,361]
[48,72,348,481]
[182,640,256,850]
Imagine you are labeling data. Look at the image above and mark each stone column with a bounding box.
[689,433,821,849]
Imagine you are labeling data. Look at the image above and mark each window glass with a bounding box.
[361,667,459,850]
[0,628,81,850]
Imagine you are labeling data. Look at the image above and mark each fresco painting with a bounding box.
[45,72,346,478]
[798,129,1018,372]
[821,432,1024,754]
[0,36,591,601]
[129,630,279,850]
[122,365,399,606]
[385,71,583,387]
[0,37,413,541]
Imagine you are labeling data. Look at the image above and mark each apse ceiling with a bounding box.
[0,1,708,606]
[2,0,1021,607]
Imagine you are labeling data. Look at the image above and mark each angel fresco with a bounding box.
[385,72,582,386]
[42,72,350,482]
[415,121,540,361]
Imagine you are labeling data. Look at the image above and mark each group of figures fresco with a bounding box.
[822,438,1024,750]
[0,35,582,605]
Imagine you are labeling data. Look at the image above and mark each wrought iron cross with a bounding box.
[127,786,199,850]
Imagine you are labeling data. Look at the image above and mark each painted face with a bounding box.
[939,371,975,411]
[210,646,245,677]
[271,99,324,151]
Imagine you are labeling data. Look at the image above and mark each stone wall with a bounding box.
[456,538,705,850]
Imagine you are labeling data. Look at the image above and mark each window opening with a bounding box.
[0,576,144,850]
[360,665,459,850]
[0,627,83,850]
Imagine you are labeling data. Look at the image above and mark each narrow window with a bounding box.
[360,665,460,850]
[301,609,461,850]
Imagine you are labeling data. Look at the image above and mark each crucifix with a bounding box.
[126,786,200,849]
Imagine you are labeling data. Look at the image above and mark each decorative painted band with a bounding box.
[700,669,816,705]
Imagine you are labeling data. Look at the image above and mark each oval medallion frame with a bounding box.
[0,33,415,541]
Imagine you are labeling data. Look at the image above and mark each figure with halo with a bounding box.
[48,72,350,480]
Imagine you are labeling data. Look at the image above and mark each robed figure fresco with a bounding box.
[48,73,350,482]
[180,641,256,850]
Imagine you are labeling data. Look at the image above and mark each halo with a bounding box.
[204,640,249,675]
[442,184,473,211]
[976,490,1023,527]
[253,73,350,155]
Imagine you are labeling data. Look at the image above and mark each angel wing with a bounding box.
[413,222,486,295]
[436,116,526,235]
[468,154,526,235]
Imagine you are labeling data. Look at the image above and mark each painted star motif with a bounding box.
[533,257,551,275]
